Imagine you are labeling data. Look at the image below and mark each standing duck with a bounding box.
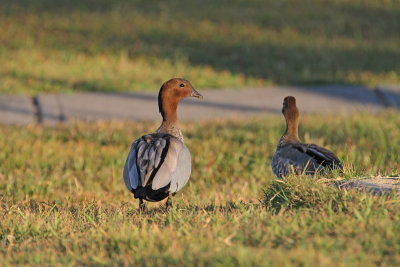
[271,96,342,178]
[123,78,202,210]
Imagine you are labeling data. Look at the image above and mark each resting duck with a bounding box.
[123,78,202,210]
[271,96,342,178]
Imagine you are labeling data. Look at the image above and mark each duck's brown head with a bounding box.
[158,78,202,121]
[282,96,299,120]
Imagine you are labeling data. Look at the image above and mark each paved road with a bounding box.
[1,85,399,125]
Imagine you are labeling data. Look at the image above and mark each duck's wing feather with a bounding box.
[123,139,140,191]
[123,133,191,193]
[292,143,342,169]
[123,133,169,191]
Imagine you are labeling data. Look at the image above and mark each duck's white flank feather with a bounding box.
[151,138,191,192]
[169,144,191,193]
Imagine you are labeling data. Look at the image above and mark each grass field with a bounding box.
[1,0,400,94]
[0,112,399,265]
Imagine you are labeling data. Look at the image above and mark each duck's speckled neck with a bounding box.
[156,121,184,142]
[277,132,300,148]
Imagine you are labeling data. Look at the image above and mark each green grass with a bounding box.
[0,112,399,265]
[1,0,400,94]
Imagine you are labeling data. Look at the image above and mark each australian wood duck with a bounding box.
[123,78,202,210]
[271,96,342,178]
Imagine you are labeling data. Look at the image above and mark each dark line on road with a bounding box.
[32,96,42,123]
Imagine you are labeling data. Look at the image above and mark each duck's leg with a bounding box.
[139,199,146,212]
[165,197,172,210]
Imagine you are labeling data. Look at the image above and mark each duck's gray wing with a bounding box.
[272,145,324,178]
[123,134,169,191]
[293,143,342,169]
[151,137,191,194]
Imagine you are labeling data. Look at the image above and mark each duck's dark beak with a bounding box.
[191,88,203,99]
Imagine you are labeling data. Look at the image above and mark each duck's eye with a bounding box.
[179,83,185,87]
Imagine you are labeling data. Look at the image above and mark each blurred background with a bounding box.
[1,0,399,95]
